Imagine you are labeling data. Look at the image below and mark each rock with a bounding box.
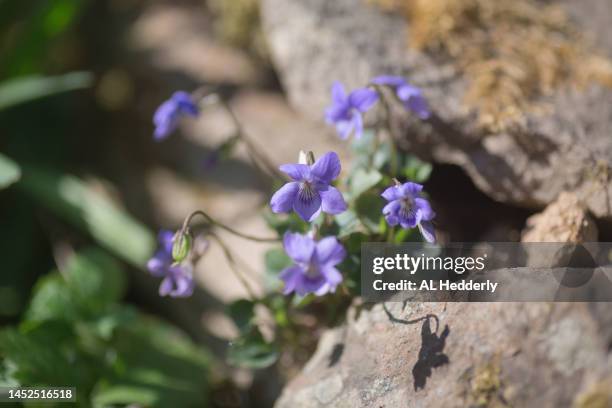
[261,0,612,219]
[522,191,598,242]
[129,2,262,85]
[275,302,612,407]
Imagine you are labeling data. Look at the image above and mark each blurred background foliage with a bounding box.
[0,0,211,405]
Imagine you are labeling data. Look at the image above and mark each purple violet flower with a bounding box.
[325,81,379,140]
[371,76,430,119]
[153,91,199,141]
[381,182,436,243]
[279,232,346,296]
[270,151,348,222]
[147,230,195,297]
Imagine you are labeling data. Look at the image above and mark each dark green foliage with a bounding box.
[0,248,210,407]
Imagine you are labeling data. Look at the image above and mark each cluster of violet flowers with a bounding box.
[147,75,436,299]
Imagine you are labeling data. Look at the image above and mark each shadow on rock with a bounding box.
[381,305,451,392]
[412,316,450,391]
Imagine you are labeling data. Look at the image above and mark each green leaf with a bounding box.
[338,232,366,292]
[227,330,279,369]
[291,293,315,309]
[350,131,394,171]
[266,295,289,326]
[350,129,376,154]
[4,254,210,407]
[26,248,127,323]
[92,385,160,408]
[334,209,360,238]
[93,316,210,408]
[64,247,127,306]
[1,0,86,77]
[228,299,255,334]
[0,323,93,390]
[264,248,292,274]
[91,306,137,340]
[372,142,392,170]
[18,167,155,268]
[263,210,307,235]
[263,248,292,291]
[25,272,80,322]
[0,72,93,111]
[354,191,385,234]
[403,155,433,183]
[349,168,382,198]
[0,153,21,189]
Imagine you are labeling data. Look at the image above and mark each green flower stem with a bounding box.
[372,84,400,176]
[181,210,280,243]
[370,122,382,169]
[386,225,396,243]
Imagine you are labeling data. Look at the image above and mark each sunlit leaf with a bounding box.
[25,273,80,323]
[65,247,127,305]
[291,293,315,309]
[264,248,292,291]
[0,153,21,189]
[26,248,127,323]
[263,210,308,235]
[403,155,433,183]
[349,168,382,198]
[18,167,155,268]
[335,209,360,238]
[350,129,376,154]
[0,71,93,111]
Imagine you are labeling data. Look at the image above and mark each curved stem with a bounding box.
[216,98,285,180]
[181,210,279,243]
[210,233,257,300]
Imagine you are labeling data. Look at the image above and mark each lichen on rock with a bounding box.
[522,191,598,243]
[370,0,612,131]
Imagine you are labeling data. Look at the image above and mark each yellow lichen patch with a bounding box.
[468,359,509,407]
[208,0,268,60]
[369,0,612,132]
[574,379,612,408]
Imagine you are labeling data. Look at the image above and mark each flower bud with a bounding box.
[298,150,316,165]
[172,230,192,263]
[298,150,308,164]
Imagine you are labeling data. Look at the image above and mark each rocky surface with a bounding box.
[261,0,612,219]
[522,191,599,243]
[275,302,612,408]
